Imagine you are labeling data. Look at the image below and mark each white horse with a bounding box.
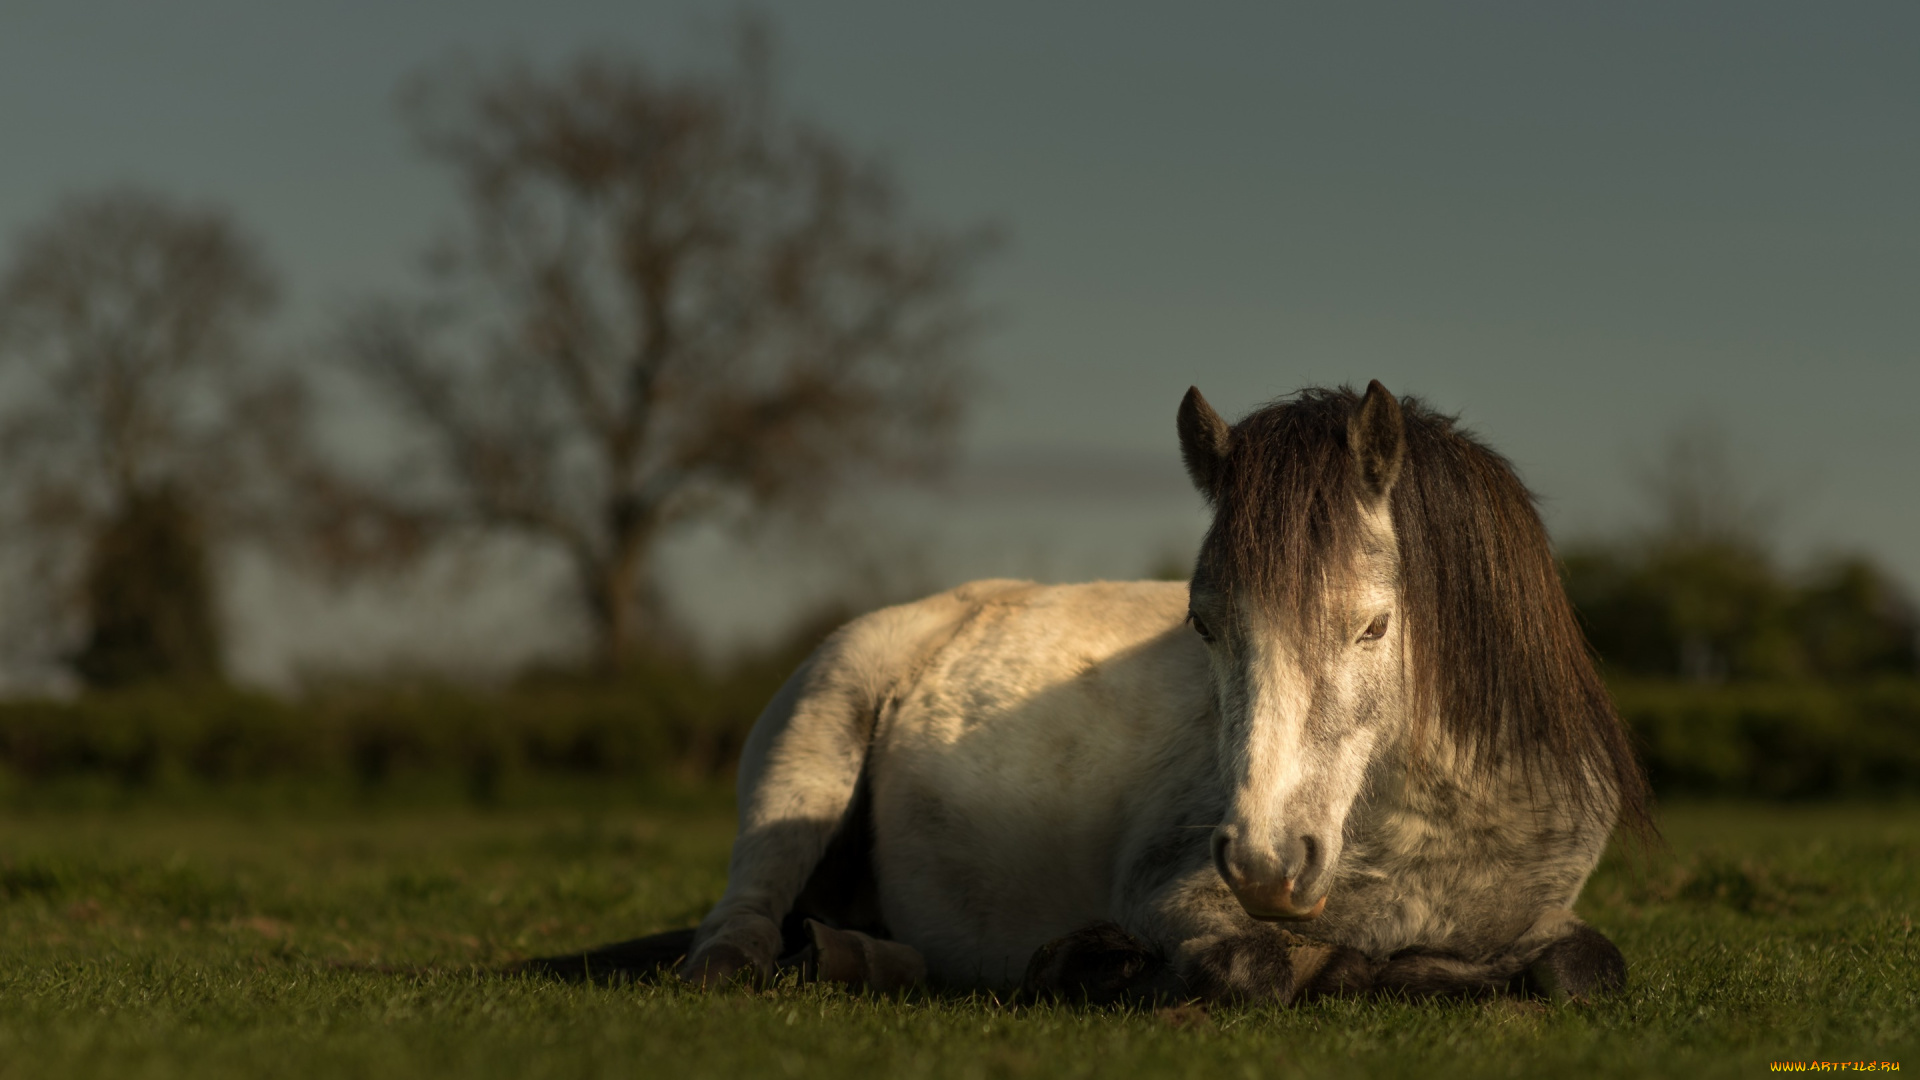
[560,382,1649,1003]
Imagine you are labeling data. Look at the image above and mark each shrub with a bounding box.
[1615,678,1920,799]
[6,669,1920,803]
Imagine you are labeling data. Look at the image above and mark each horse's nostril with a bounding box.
[1300,834,1320,874]
[1273,833,1325,888]
[1210,830,1235,884]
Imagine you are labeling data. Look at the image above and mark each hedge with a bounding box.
[3,674,1917,801]
[1613,678,1920,799]
[0,656,791,800]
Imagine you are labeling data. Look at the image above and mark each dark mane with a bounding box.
[1198,386,1652,834]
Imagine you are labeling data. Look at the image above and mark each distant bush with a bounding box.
[0,648,799,800]
[1559,424,1918,684]
[1617,678,1920,799]
[1563,545,1919,683]
[5,668,1920,803]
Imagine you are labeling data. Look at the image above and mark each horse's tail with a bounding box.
[505,927,698,983]
[321,929,698,984]
[682,580,1035,987]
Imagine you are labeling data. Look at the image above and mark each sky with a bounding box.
[2,1,1915,682]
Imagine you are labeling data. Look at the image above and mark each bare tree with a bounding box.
[346,33,992,669]
[0,188,389,686]
[0,189,281,684]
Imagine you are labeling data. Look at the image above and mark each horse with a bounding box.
[632,381,1649,1004]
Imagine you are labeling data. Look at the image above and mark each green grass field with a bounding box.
[1,783,1914,1079]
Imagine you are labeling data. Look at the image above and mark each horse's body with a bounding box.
[678,383,1648,1003]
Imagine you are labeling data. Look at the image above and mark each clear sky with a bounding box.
[2,1,1915,678]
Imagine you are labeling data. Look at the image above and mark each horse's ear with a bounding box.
[1348,380,1405,503]
[1178,386,1231,501]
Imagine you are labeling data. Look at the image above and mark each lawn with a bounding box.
[0,781,1914,1079]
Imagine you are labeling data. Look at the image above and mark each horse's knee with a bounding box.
[1524,923,1626,1001]
[1290,944,1384,1001]
[1023,922,1177,1005]
[1296,943,1521,1002]
[680,912,782,989]
[1372,948,1508,999]
[805,920,925,993]
[1179,933,1301,1004]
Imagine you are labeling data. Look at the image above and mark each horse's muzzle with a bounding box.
[1212,828,1330,920]
[1226,877,1329,921]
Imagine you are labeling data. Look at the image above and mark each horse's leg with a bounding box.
[1131,911,1518,1005]
[1011,796,1320,1004]
[1100,822,1520,1004]
[681,598,970,988]
[1175,922,1350,1003]
[1330,910,1626,1002]
[680,649,874,986]
[1016,923,1375,1007]
[1020,922,1182,1005]
[1513,911,1627,1000]
[1362,949,1511,999]
[1371,909,1626,1002]
[1027,870,1332,1004]
[1148,918,1626,1005]
[1096,858,1435,1004]
[1102,850,1627,1005]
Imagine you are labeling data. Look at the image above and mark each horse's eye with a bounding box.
[1359,613,1390,642]
[1188,611,1215,644]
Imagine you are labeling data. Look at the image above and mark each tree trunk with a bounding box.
[579,536,652,675]
[72,485,224,689]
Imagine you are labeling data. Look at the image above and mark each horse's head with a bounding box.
[1178,380,1409,921]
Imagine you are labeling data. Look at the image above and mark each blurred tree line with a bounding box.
[1559,428,1917,683]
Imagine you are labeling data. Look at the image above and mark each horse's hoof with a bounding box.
[678,942,760,989]
[1022,922,1173,1005]
[1526,924,1627,1001]
[808,920,867,984]
[807,920,926,993]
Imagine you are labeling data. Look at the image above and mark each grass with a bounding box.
[0,783,1915,1079]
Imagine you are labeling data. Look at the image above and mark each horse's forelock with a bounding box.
[1195,386,1653,837]
[1200,389,1367,633]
